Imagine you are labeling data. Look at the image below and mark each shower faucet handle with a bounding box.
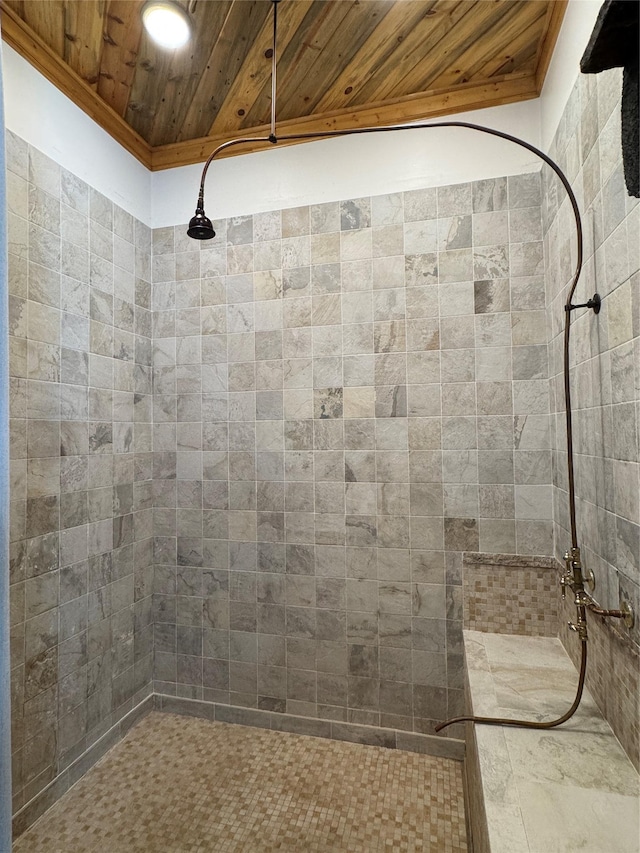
[567,619,588,640]
[560,574,569,600]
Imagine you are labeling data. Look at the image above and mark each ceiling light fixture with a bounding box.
[142,0,191,50]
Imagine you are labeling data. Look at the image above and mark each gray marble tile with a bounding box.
[340,198,371,231]
[12,79,639,824]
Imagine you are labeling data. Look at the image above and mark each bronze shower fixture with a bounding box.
[187,0,635,734]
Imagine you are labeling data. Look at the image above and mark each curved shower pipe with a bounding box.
[186,2,634,735]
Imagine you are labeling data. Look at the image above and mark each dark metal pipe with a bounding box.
[434,639,588,732]
[586,604,625,618]
[190,0,594,738]
[270,0,279,140]
[195,121,585,244]
[194,121,590,735]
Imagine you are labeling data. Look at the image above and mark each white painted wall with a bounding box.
[2,44,151,224]
[540,0,603,149]
[151,99,544,227]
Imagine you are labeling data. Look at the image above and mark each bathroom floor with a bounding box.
[13,712,467,852]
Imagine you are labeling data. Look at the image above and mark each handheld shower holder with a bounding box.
[620,600,635,630]
[565,293,601,314]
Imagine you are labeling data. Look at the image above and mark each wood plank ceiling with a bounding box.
[1,0,567,170]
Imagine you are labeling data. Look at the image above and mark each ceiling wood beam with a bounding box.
[535,0,567,93]
[386,0,522,100]
[351,0,473,107]
[15,0,65,56]
[151,73,538,171]
[0,1,152,167]
[274,0,393,124]
[126,30,184,140]
[476,14,547,80]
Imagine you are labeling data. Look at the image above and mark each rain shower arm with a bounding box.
[190,118,585,247]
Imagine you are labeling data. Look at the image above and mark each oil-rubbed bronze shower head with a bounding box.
[187,206,215,240]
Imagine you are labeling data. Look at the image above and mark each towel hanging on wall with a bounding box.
[581,0,640,198]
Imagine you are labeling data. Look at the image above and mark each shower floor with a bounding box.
[13,711,467,852]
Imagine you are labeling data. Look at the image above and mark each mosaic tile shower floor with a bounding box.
[13,712,467,852]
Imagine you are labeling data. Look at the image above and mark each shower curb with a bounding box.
[154,692,465,761]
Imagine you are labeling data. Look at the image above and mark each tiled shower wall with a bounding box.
[7,131,154,813]
[543,67,640,761]
[545,66,639,626]
[151,172,551,732]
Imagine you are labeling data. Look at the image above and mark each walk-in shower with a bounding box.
[187,0,635,735]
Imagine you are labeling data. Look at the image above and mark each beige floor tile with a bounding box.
[14,712,467,852]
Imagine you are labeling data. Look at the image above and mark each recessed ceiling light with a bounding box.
[142,1,192,50]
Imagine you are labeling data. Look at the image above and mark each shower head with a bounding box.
[187,203,215,240]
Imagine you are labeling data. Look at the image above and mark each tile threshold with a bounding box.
[154,692,465,761]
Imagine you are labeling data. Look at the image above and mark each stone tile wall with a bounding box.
[545,67,640,634]
[7,61,639,817]
[151,174,552,734]
[559,595,639,771]
[7,131,154,814]
[8,64,639,810]
[543,67,639,761]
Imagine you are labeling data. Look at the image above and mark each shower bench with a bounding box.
[463,630,639,853]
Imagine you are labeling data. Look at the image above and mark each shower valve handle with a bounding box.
[568,620,587,640]
[560,574,569,600]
